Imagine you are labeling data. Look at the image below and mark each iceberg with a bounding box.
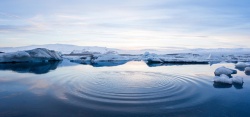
[214,66,237,76]
[207,54,223,61]
[0,51,31,63]
[67,50,130,65]
[0,48,62,63]
[144,53,209,64]
[93,51,129,62]
[213,74,233,84]
[26,48,62,61]
[142,52,160,62]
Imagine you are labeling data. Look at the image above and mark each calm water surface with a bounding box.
[0,60,250,117]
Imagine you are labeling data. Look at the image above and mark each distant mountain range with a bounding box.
[0,44,250,55]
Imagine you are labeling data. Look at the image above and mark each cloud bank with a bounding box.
[0,0,250,49]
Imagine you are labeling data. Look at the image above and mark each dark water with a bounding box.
[0,60,250,117]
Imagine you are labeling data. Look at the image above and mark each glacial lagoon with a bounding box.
[0,60,250,117]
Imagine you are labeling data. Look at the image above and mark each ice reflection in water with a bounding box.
[0,61,61,74]
[0,60,249,117]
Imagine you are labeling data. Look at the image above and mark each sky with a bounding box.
[0,0,250,50]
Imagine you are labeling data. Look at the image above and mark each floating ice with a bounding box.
[0,48,62,63]
[232,76,244,84]
[213,74,232,84]
[93,51,129,62]
[214,66,237,76]
[235,62,250,68]
[147,57,163,63]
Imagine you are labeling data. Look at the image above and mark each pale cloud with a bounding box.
[0,0,250,49]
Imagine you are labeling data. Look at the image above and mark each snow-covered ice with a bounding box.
[0,51,30,63]
[0,48,62,63]
[235,62,250,68]
[147,57,163,63]
[207,54,223,61]
[143,52,209,63]
[232,76,244,84]
[93,51,129,62]
[213,74,233,84]
[214,66,237,76]
[26,48,62,61]
[67,50,130,65]
[1,44,250,64]
[213,75,243,84]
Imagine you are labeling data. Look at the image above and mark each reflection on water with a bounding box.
[246,71,250,76]
[0,61,61,74]
[70,60,128,67]
[213,82,243,89]
[213,82,233,88]
[0,61,250,117]
[91,61,128,67]
[235,67,245,71]
[146,62,208,67]
[234,66,250,76]
[62,71,212,113]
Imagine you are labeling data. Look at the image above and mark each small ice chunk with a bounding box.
[213,74,232,84]
[235,62,250,68]
[245,67,250,72]
[214,66,237,76]
[232,76,243,84]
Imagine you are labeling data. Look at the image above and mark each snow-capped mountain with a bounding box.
[0,44,120,54]
[0,44,250,55]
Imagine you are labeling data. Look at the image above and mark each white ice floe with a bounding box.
[207,54,223,61]
[143,52,209,63]
[232,76,244,84]
[214,74,244,84]
[214,74,232,84]
[0,48,62,63]
[235,62,250,68]
[214,66,237,76]
[93,51,129,62]
[66,50,130,63]
[70,50,101,55]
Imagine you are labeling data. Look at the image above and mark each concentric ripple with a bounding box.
[51,70,212,113]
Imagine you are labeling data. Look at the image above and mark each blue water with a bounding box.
[0,60,250,117]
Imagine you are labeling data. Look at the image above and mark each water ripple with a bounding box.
[52,71,211,113]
